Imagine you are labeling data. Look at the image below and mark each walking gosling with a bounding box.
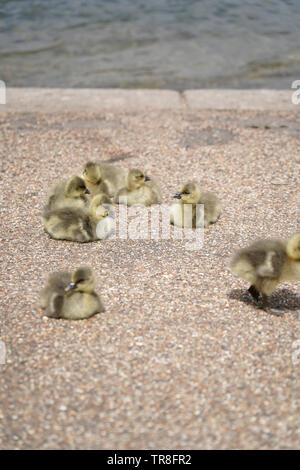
[114,168,161,206]
[82,161,126,197]
[45,176,90,212]
[170,182,221,228]
[40,267,105,320]
[43,193,114,242]
[230,233,300,314]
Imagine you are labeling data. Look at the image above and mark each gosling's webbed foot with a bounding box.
[267,308,285,317]
[261,294,285,317]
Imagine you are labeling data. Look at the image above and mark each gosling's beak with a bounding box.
[103,204,115,218]
[85,188,91,194]
[145,175,151,181]
[173,192,182,199]
[65,282,77,292]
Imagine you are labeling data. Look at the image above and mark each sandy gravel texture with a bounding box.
[0,107,299,449]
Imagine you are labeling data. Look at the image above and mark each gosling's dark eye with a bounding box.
[182,191,189,195]
[76,279,85,284]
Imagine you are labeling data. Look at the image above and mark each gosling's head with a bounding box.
[92,192,112,206]
[65,176,90,198]
[65,267,96,294]
[83,162,102,184]
[89,194,110,220]
[127,168,150,190]
[286,233,300,260]
[173,182,201,204]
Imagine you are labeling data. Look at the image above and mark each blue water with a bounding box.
[1,0,300,89]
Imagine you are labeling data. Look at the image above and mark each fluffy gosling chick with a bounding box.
[40,267,105,320]
[45,176,91,212]
[82,161,126,197]
[114,168,162,206]
[43,193,113,242]
[230,233,300,314]
[170,182,221,228]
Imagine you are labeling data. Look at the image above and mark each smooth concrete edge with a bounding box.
[183,89,298,110]
[0,88,299,112]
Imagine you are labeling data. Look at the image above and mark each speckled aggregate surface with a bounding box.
[0,107,299,449]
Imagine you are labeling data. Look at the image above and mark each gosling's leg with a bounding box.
[261,293,270,311]
[248,285,260,302]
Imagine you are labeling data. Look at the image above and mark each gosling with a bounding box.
[82,161,126,197]
[45,176,90,212]
[114,168,162,206]
[40,267,105,320]
[43,193,114,242]
[170,182,221,228]
[90,193,115,240]
[230,233,300,314]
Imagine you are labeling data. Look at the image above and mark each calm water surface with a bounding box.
[1,0,300,88]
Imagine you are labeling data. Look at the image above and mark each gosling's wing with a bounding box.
[45,293,64,318]
[92,292,106,314]
[232,240,286,280]
[45,180,66,210]
[40,271,71,309]
[199,191,221,222]
[46,271,72,292]
[113,187,127,204]
[99,164,126,196]
[46,207,84,221]
[100,163,124,179]
[145,179,162,203]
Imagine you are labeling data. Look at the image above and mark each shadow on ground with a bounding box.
[228,288,300,312]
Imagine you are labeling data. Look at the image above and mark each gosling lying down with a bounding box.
[40,267,105,320]
[82,161,126,197]
[45,176,91,212]
[170,182,221,228]
[230,233,300,314]
[43,193,114,242]
[114,168,161,206]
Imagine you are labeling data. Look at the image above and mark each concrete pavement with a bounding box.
[0,89,299,449]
